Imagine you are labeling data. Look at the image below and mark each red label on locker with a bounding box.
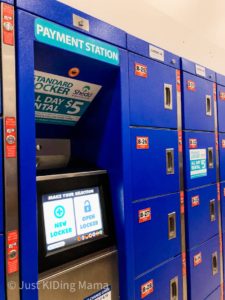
[2,4,14,46]
[219,232,223,253]
[5,117,17,158]
[221,283,224,300]
[7,230,19,274]
[224,188,225,197]
[141,280,154,299]
[135,63,148,78]
[136,136,149,149]
[180,191,185,214]
[178,130,182,153]
[182,251,187,276]
[194,252,202,267]
[219,91,225,100]
[187,80,196,91]
[213,83,217,102]
[217,183,221,202]
[189,138,197,149]
[139,208,151,223]
[222,139,225,148]
[215,132,219,151]
[192,195,200,207]
[176,70,181,92]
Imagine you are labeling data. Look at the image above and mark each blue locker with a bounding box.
[183,131,216,189]
[205,287,220,300]
[133,193,181,276]
[128,52,178,129]
[181,58,215,132]
[187,235,220,300]
[185,184,218,250]
[135,255,182,300]
[0,235,5,299]
[216,73,225,132]
[219,133,225,181]
[220,181,225,232]
[131,127,179,200]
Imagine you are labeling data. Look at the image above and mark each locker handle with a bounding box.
[170,276,178,300]
[212,252,218,275]
[166,149,175,175]
[210,199,216,222]
[208,147,214,169]
[164,84,173,110]
[206,95,212,116]
[168,212,176,240]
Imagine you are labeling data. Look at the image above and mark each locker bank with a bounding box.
[0,1,225,300]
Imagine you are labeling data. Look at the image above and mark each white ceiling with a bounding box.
[58,0,225,74]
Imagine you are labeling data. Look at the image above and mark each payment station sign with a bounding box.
[42,187,104,252]
[35,18,119,66]
[34,71,102,125]
[190,149,207,179]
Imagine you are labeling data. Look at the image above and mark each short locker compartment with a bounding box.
[185,184,218,250]
[187,235,220,300]
[183,131,216,189]
[181,59,215,132]
[205,287,220,300]
[131,127,179,200]
[220,181,225,232]
[219,133,225,181]
[129,52,178,129]
[216,73,225,132]
[0,235,5,300]
[135,255,182,300]
[133,193,181,276]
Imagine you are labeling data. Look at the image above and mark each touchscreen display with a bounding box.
[42,187,104,252]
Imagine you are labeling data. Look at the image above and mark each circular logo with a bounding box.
[54,205,65,219]
[68,67,80,78]
[82,86,90,93]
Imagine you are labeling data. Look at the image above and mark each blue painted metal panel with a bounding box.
[219,133,225,181]
[131,128,179,200]
[185,184,218,250]
[0,235,5,299]
[129,52,178,128]
[127,34,180,69]
[220,181,225,233]
[0,120,3,233]
[16,0,126,48]
[181,58,216,82]
[181,72,215,131]
[187,235,220,300]
[205,287,220,300]
[217,84,225,132]
[135,255,182,300]
[183,131,216,189]
[2,0,13,4]
[216,73,225,86]
[133,192,181,277]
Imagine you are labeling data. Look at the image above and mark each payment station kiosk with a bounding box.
[2,1,131,300]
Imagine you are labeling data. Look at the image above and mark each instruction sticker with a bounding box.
[192,195,200,207]
[135,63,148,78]
[136,136,149,149]
[195,65,206,77]
[190,149,207,179]
[222,140,225,149]
[187,80,196,91]
[220,92,225,100]
[194,252,202,267]
[149,45,164,62]
[84,286,111,300]
[34,71,102,126]
[189,138,197,149]
[139,208,151,223]
[7,230,19,274]
[141,280,154,299]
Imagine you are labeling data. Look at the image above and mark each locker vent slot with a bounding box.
[212,252,218,275]
[208,147,214,169]
[210,199,216,222]
[166,149,175,174]
[170,276,178,300]
[206,95,212,116]
[168,212,176,240]
[164,84,173,110]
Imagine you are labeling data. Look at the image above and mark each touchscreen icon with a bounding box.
[84,200,92,213]
[54,205,65,219]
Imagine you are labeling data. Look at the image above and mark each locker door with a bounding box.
[185,184,218,250]
[217,84,225,133]
[133,193,181,276]
[220,182,225,233]
[131,127,179,200]
[183,131,216,189]
[129,52,178,128]
[219,133,225,181]
[182,72,214,131]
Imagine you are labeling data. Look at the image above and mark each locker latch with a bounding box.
[168,212,176,240]
[212,252,218,275]
[170,276,178,300]
[206,95,212,116]
[164,84,173,110]
[208,147,214,169]
[210,199,216,222]
[166,149,175,175]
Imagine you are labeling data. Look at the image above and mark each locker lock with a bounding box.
[168,212,176,240]
[164,84,173,110]
[210,199,216,222]
[206,95,212,116]
[208,148,214,169]
[212,252,218,275]
[170,276,178,300]
[166,149,175,175]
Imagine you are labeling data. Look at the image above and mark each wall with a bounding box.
[58,0,225,75]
